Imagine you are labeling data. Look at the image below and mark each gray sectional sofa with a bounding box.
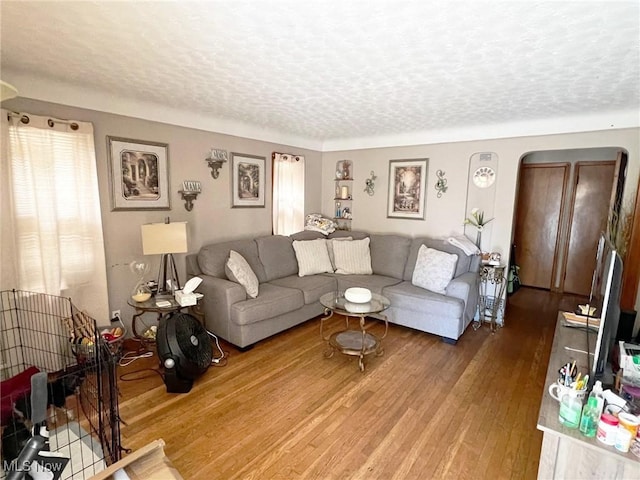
[185,230,480,349]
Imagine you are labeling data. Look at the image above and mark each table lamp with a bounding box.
[141,220,188,297]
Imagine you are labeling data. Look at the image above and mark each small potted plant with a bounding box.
[464,208,493,249]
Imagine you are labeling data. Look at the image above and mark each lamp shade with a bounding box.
[141,222,188,255]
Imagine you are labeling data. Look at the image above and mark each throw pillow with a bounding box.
[325,236,352,271]
[292,239,334,277]
[333,237,373,275]
[225,250,259,298]
[412,245,458,294]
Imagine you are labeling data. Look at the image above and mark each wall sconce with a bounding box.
[364,171,376,196]
[206,148,228,179]
[435,170,448,198]
[178,180,201,211]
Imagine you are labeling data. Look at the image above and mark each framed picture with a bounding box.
[231,153,266,208]
[107,136,170,211]
[387,158,428,219]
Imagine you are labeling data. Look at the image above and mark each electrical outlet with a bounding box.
[111,310,121,322]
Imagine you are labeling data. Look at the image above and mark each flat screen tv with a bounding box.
[588,234,623,386]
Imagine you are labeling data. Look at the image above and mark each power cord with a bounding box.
[118,350,154,367]
[207,330,228,367]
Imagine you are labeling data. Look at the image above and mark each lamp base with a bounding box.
[156,253,181,296]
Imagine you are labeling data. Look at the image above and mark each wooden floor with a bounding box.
[115,287,586,479]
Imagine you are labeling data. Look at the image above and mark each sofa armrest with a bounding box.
[445,271,477,304]
[197,275,247,339]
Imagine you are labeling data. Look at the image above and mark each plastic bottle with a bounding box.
[558,390,582,428]
[590,381,605,418]
[579,396,599,437]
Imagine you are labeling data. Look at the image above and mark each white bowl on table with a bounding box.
[344,287,372,304]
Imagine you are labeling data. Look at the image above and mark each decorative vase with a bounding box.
[476,231,482,250]
[130,260,152,302]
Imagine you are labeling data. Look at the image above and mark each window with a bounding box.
[272,153,305,235]
[1,111,108,319]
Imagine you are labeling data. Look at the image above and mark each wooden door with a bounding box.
[514,163,569,289]
[563,161,616,295]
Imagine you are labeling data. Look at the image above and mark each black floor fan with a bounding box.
[157,312,213,393]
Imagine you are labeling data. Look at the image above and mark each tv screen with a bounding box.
[589,234,623,385]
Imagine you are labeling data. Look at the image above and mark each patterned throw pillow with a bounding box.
[333,237,373,275]
[292,239,334,277]
[411,245,458,294]
[225,250,259,298]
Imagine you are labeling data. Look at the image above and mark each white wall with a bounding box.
[3,95,639,331]
[322,129,640,313]
[2,97,322,331]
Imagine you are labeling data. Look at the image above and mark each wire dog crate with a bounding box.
[0,290,122,479]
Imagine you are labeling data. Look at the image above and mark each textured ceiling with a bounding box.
[1,1,639,150]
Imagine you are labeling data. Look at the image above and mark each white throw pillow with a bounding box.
[333,237,373,275]
[292,239,334,277]
[226,250,259,298]
[412,245,458,294]
[325,236,352,271]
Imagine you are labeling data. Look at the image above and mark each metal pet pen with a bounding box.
[0,290,122,479]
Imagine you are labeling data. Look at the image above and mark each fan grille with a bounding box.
[174,314,212,370]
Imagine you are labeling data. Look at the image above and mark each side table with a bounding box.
[127,297,182,342]
[475,263,507,333]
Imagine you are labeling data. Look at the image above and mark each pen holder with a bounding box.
[548,379,587,403]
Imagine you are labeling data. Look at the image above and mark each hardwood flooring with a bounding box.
[115,287,586,479]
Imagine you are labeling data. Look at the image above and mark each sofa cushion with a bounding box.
[383,281,465,319]
[255,235,298,281]
[225,250,259,298]
[411,245,457,294]
[230,283,305,326]
[328,230,369,240]
[404,237,470,281]
[198,239,267,282]
[292,239,333,276]
[326,237,352,270]
[333,238,373,275]
[290,230,325,241]
[269,274,337,304]
[369,234,411,279]
[332,273,401,294]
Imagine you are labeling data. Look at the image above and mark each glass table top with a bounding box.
[320,290,390,315]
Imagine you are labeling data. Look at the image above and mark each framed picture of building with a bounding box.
[231,153,266,208]
[387,158,428,219]
[107,136,170,211]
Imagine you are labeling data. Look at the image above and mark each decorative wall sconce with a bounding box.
[435,170,448,198]
[178,180,201,211]
[206,148,228,179]
[364,171,377,196]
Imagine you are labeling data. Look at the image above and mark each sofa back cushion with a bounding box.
[255,235,299,281]
[404,237,471,281]
[290,230,326,241]
[198,239,267,283]
[328,230,368,240]
[369,234,411,279]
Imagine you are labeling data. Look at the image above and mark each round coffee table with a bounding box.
[319,291,390,372]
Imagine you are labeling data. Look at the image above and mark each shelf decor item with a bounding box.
[387,158,428,219]
[107,136,170,211]
[231,153,265,208]
[205,148,228,179]
[464,208,493,248]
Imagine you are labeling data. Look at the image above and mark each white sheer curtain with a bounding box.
[1,110,109,321]
[272,153,305,235]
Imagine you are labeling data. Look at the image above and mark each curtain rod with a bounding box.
[6,111,79,130]
[272,151,302,161]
